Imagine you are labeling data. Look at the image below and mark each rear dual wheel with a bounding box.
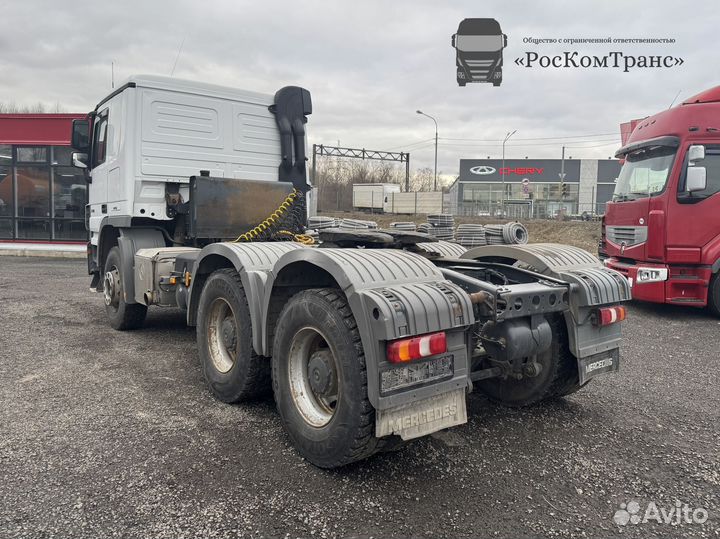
[197,276,395,467]
[272,288,385,468]
[196,269,270,402]
[476,315,586,407]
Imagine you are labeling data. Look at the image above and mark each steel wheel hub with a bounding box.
[287,327,340,428]
[103,268,121,307]
[307,350,336,396]
[206,298,238,374]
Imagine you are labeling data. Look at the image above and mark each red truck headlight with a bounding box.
[386,332,447,363]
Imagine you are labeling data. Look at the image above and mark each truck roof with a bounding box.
[96,74,274,110]
[456,18,502,35]
[621,86,720,150]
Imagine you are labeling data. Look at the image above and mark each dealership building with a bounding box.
[448,158,622,218]
[0,113,87,243]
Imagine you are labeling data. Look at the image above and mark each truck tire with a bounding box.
[476,316,583,406]
[103,246,147,330]
[272,288,381,468]
[708,273,720,317]
[196,269,270,403]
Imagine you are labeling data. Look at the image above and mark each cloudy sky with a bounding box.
[2,0,718,179]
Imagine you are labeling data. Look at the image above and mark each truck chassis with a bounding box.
[70,76,630,468]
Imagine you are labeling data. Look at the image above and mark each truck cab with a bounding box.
[603,86,720,314]
[70,75,312,286]
[451,18,507,87]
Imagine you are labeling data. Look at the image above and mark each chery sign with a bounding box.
[469,165,545,176]
[461,159,578,183]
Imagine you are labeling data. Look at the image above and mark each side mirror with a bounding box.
[688,145,705,162]
[71,119,90,153]
[503,33,508,47]
[687,166,707,193]
[451,34,456,47]
[72,152,88,169]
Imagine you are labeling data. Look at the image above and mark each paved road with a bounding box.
[0,257,718,538]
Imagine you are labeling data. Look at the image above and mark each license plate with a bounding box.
[380,355,454,394]
[375,388,467,441]
[578,348,620,384]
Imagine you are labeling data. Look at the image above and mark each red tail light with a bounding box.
[595,306,626,326]
[387,332,447,363]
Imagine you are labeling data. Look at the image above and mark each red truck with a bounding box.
[602,86,720,315]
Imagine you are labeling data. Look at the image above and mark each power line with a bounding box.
[383,138,435,151]
[439,132,630,142]
[434,138,620,148]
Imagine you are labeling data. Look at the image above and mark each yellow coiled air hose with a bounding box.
[232,188,314,245]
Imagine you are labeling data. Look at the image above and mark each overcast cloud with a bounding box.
[1,0,718,178]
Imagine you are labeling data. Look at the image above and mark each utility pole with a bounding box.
[416,110,438,191]
[559,145,566,198]
[501,130,516,211]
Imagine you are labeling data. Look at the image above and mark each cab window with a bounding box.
[92,111,108,167]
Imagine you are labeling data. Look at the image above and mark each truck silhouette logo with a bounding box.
[451,18,507,87]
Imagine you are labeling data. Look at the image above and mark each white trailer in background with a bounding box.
[386,191,443,214]
[352,183,401,212]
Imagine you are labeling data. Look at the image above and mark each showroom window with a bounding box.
[0,145,87,241]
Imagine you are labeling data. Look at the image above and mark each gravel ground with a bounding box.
[0,257,718,539]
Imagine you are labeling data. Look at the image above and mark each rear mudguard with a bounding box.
[461,243,631,361]
[415,240,468,258]
[187,243,474,410]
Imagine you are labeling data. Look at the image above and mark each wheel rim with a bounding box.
[287,327,339,428]
[206,298,238,374]
[103,267,121,309]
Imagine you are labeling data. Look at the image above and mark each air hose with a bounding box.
[232,188,314,245]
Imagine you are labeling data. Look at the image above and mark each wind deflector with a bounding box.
[270,86,313,191]
[614,135,680,159]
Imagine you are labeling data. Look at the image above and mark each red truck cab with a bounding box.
[603,86,720,315]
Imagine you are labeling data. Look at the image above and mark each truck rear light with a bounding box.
[386,332,447,363]
[595,306,626,326]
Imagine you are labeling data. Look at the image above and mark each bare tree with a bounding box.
[409,167,434,192]
[0,101,64,113]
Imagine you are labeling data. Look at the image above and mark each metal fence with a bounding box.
[450,200,608,220]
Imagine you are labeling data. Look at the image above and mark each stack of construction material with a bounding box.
[339,218,378,230]
[417,223,432,235]
[389,222,417,231]
[307,216,338,230]
[455,223,487,248]
[483,222,529,245]
[427,214,455,241]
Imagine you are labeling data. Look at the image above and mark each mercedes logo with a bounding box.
[470,165,496,175]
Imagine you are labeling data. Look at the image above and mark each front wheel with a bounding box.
[708,272,720,317]
[272,288,381,468]
[103,246,147,330]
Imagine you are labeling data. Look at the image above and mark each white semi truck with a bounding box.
[70,75,631,468]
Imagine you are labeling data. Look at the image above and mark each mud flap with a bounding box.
[577,348,620,385]
[375,388,467,441]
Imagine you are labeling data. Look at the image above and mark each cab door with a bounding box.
[87,108,109,233]
[666,143,720,260]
